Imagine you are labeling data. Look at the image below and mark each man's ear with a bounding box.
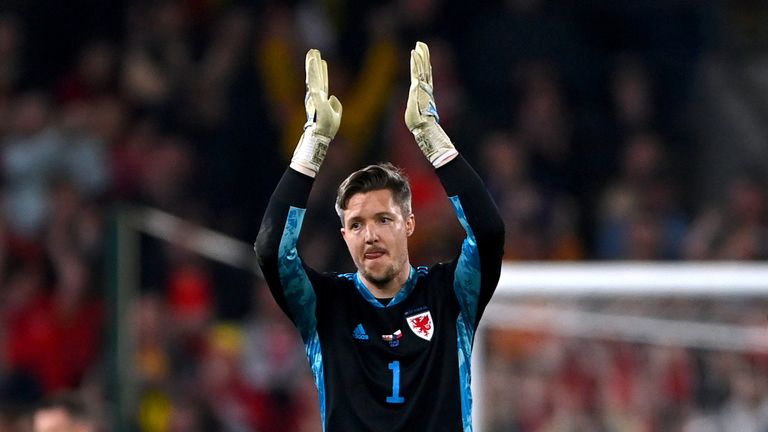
[340,227,346,240]
[406,214,415,237]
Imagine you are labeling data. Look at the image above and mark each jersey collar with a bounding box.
[354,266,421,308]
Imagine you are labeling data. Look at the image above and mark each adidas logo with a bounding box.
[353,324,369,340]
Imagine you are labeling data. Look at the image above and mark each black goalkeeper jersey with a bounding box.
[255,155,504,432]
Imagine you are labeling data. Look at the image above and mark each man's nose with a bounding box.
[364,224,378,243]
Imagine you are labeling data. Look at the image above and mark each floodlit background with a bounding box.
[1,0,767,431]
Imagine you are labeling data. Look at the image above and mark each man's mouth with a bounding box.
[364,250,387,260]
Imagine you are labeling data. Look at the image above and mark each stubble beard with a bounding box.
[360,260,401,286]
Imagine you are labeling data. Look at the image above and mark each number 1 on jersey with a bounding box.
[386,361,405,404]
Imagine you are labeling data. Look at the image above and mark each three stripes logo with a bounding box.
[353,323,369,340]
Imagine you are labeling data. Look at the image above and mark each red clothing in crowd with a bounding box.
[6,293,104,393]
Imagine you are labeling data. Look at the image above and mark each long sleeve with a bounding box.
[254,167,318,339]
[255,168,329,424]
[435,154,505,328]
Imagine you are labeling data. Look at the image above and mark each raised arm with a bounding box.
[255,49,342,338]
[405,41,505,328]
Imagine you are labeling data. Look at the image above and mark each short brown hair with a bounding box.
[335,163,412,223]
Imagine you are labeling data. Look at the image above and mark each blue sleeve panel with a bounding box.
[277,207,316,340]
[277,207,328,429]
[449,195,482,432]
[438,156,505,432]
[254,169,328,429]
[436,155,505,328]
[255,168,315,327]
[448,195,482,432]
[449,196,482,326]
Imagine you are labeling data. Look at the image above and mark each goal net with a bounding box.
[474,263,768,432]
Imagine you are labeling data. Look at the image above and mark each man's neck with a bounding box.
[360,265,412,299]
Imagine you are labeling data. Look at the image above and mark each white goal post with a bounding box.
[112,205,768,431]
[472,262,768,430]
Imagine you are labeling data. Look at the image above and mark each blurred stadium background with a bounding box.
[1,0,768,430]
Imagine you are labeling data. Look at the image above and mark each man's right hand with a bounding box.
[405,42,457,168]
[291,49,343,177]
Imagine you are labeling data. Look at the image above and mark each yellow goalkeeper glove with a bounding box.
[290,49,343,177]
[404,41,457,168]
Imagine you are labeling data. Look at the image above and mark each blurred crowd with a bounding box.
[485,323,768,432]
[0,0,767,430]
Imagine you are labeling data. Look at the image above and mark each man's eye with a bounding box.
[350,222,361,230]
[380,217,392,224]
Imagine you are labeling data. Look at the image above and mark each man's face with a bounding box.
[340,189,414,291]
[33,408,90,432]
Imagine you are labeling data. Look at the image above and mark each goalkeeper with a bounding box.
[255,42,504,431]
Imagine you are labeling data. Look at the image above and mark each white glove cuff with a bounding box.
[290,129,331,177]
[413,123,458,168]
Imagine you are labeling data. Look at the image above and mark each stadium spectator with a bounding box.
[596,131,688,259]
[32,392,98,432]
[684,170,768,260]
[1,93,64,238]
[478,131,582,261]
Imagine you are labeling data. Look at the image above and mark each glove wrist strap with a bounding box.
[413,122,458,168]
[291,129,331,177]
